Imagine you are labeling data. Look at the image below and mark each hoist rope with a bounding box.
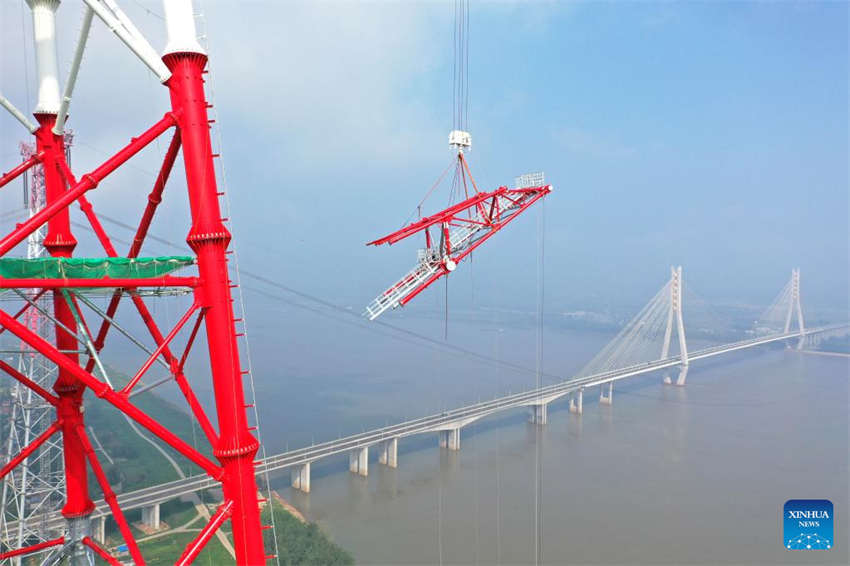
[196,4,281,563]
[452,0,470,132]
[534,197,545,566]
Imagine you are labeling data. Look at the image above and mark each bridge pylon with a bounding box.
[757,268,807,350]
[662,266,689,386]
[784,268,805,349]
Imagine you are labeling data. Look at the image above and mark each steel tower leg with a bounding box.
[162,2,265,562]
[27,1,94,562]
[38,113,94,565]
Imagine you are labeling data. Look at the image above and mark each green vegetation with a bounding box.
[82,369,205,492]
[83,370,353,564]
[101,500,353,565]
[263,501,354,566]
[135,529,233,565]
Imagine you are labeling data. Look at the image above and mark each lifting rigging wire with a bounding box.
[363,0,552,322]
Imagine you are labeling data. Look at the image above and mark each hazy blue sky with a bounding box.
[1,0,847,315]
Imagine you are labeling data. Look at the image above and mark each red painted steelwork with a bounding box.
[33,112,95,522]
[0,18,267,565]
[76,425,145,564]
[368,186,550,246]
[0,113,176,257]
[367,181,551,312]
[0,359,58,405]
[0,307,222,478]
[176,500,234,566]
[0,536,64,560]
[164,50,266,564]
[0,276,198,288]
[122,302,200,394]
[0,420,61,480]
[0,289,46,339]
[85,130,181,371]
[82,537,121,566]
[0,153,41,189]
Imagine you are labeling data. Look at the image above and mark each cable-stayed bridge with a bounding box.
[6,268,848,537]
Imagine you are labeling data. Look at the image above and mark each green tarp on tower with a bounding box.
[0,256,195,279]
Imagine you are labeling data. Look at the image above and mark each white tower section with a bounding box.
[162,0,205,55]
[661,265,689,386]
[27,0,62,115]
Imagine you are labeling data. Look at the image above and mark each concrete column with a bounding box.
[439,428,461,451]
[92,515,106,542]
[529,403,548,424]
[379,437,398,468]
[349,446,368,476]
[291,462,311,493]
[675,365,689,386]
[569,389,583,415]
[141,503,161,530]
[599,382,613,405]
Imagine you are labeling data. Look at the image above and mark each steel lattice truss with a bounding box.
[364,154,551,320]
[0,1,269,564]
[0,141,66,561]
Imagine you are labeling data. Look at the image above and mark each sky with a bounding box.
[1,0,847,317]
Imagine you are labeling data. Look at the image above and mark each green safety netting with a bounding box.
[0,256,195,279]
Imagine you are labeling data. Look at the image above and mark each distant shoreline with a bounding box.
[798,350,850,359]
[272,490,307,522]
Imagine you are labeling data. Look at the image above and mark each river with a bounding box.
[241,308,848,564]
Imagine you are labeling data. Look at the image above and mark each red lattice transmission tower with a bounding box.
[0,0,269,563]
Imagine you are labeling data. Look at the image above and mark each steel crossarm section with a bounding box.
[176,500,234,566]
[0,153,42,190]
[390,188,550,309]
[365,184,550,317]
[0,307,222,479]
[368,186,550,246]
[0,113,177,257]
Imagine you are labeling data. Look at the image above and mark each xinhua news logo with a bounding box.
[784,499,833,550]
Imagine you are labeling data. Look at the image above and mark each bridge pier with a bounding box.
[439,428,461,451]
[349,446,368,476]
[379,437,398,468]
[140,502,161,530]
[664,365,689,386]
[291,462,311,493]
[529,403,548,424]
[91,515,106,543]
[599,382,613,405]
[569,389,583,415]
